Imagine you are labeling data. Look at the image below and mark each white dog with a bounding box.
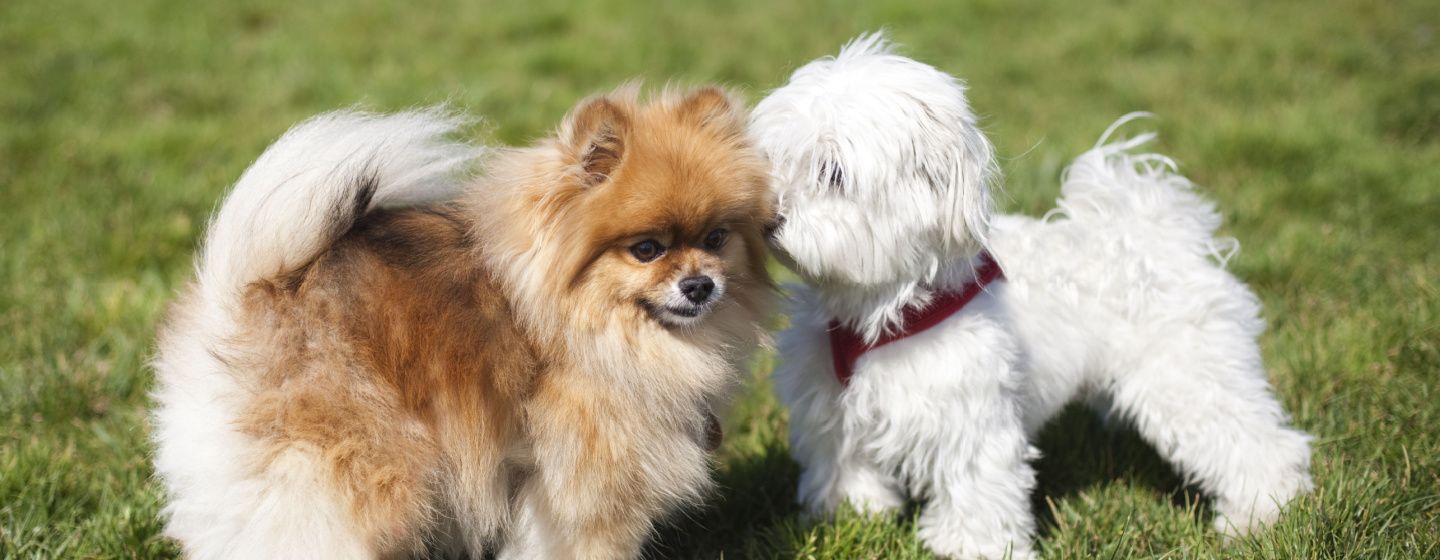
[750,34,1314,559]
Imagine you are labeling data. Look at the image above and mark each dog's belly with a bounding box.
[986,213,1150,430]
[988,210,1256,434]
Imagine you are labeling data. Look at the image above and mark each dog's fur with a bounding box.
[751,34,1314,559]
[150,87,773,559]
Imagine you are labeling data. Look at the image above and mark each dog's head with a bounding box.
[477,86,773,332]
[751,33,997,287]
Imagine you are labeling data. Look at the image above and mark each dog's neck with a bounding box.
[810,252,992,345]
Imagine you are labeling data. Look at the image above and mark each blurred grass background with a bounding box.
[2,0,1437,557]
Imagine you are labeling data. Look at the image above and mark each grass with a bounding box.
[2,0,1437,557]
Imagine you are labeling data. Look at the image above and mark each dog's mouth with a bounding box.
[639,298,711,326]
[663,304,703,318]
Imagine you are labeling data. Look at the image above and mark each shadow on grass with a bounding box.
[1029,402,1209,537]
[643,438,804,560]
[640,401,1209,559]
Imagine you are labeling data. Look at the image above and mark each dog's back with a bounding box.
[150,110,509,557]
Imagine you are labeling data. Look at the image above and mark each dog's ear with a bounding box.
[567,96,631,186]
[678,87,744,136]
[932,110,996,255]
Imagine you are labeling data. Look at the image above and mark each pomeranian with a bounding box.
[150,86,773,559]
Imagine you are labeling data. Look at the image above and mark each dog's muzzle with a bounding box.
[679,275,715,304]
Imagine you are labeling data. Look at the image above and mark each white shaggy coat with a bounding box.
[752,34,1313,560]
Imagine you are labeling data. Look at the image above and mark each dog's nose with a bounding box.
[679,276,715,304]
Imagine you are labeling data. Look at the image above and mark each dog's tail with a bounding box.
[1049,113,1238,268]
[195,108,485,305]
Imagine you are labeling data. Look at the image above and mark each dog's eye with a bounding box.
[703,229,727,251]
[819,162,844,192]
[630,240,665,262]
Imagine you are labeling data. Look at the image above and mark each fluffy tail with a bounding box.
[196,108,485,305]
[1049,113,1239,268]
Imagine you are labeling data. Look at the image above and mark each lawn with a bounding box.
[2,0,1437,558]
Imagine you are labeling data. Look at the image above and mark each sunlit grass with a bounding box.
[2,0,1437,557]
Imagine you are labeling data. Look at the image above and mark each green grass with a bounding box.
[3,0,1437,557]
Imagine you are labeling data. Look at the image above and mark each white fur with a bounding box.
[753,34,1313,559]
[149,109,486,559]
[752,33,997,340]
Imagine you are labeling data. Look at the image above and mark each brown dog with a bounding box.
[150,87,772,559]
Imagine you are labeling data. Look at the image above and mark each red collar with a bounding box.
[828,250,1004,386]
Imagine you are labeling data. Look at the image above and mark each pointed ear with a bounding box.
[568,96,631,185]
[677,87,744,135]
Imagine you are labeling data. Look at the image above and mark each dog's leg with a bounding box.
[785,368,904,515]
[828,448,907,515]
[159,432,377,559]
[167,434,435,559]
[791,412,905,516]
[504,378,712,560]
[497,459,660,560]
[498,445,690,560]
[496,485,571,560]
[909,395,1038,560]
[774,310,906,516]
[154,334,437,558]
[844,302,1038,560]
[1102,325,1314,538]
[247,388,439,559]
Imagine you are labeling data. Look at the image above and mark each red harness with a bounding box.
[828,251,1004,386]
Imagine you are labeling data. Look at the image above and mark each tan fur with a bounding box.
[172,87,772,558]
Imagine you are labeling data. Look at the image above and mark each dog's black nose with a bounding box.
[679,276,715,304]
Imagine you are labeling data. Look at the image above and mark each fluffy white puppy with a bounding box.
[751,33,1314,559]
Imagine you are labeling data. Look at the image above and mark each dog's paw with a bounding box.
[918,525,1035,560]
[1212,507,1281,544]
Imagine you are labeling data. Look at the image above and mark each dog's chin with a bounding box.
[765,232,806,279]
[766,221,868,286]
[640,299,713,328]
[770,230,931,288]
[766,241,864,288]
